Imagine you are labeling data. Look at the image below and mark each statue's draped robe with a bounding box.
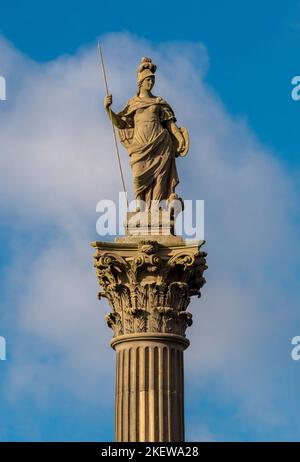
[118,96,179,208]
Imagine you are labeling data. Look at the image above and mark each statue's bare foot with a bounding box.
[168,193,184,213]
[168,193,178,202]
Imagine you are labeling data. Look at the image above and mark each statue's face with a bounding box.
[141,76,155,91]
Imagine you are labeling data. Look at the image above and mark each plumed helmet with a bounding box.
[137,57,157,84]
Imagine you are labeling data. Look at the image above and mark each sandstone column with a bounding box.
[92,234,207,442]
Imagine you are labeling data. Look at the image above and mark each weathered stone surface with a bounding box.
[92,237,207,339]
[112,334,188,442]
[92,235,207,442]
[104,56,189,209]
[96,55,208,442]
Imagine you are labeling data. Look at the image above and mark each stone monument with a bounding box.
[92,57,207,442]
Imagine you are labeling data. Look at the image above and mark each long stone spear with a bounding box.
[97,41,128,207]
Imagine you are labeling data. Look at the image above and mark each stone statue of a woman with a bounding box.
[104,57,189,210]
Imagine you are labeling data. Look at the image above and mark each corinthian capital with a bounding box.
[92,238,207,339]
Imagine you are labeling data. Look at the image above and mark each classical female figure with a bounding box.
[104,57,189,210]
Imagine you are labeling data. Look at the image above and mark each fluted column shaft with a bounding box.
[111,333,189,442]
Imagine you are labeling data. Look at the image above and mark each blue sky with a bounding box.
[0,0,300,442]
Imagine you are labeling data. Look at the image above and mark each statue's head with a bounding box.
[137,57,156,95]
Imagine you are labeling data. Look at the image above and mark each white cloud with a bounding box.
[0,32,299,440]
